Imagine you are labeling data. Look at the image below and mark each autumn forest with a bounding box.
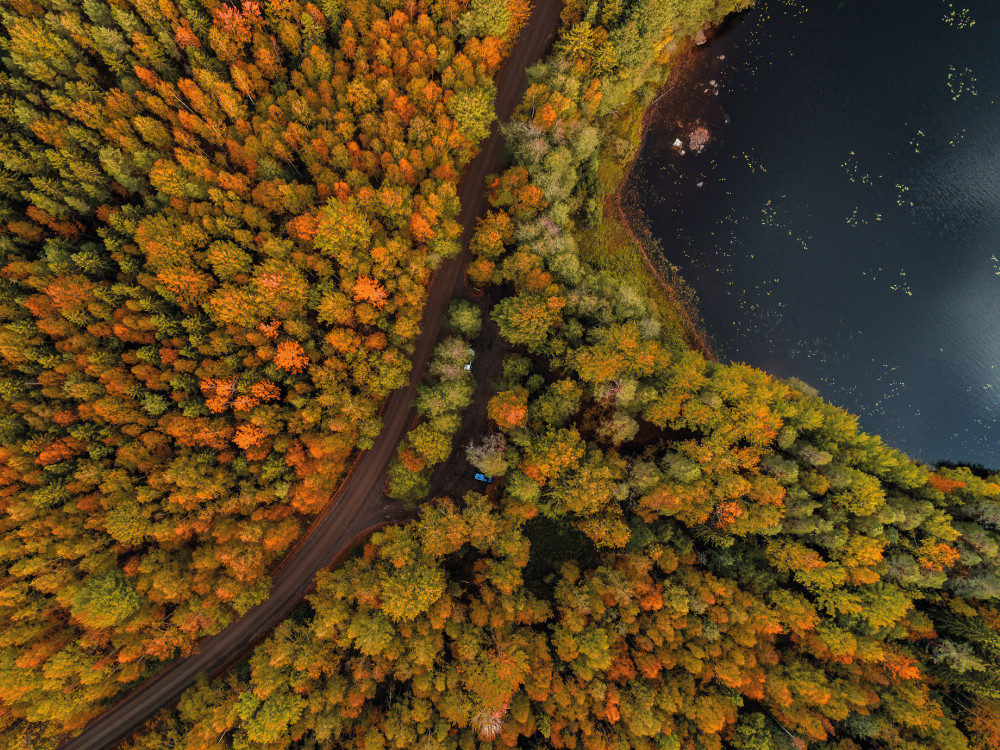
[0,0,998,749]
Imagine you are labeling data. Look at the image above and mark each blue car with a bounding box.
[474,473,493,483]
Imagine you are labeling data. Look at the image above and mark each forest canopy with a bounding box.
[0,0,523,742]
[3,1,1000,750]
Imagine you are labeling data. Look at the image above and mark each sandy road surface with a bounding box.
[57,4,563,748]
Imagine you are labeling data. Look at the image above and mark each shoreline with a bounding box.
[612,37,720,363]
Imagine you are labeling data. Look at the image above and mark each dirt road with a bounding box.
[57,4,562,749]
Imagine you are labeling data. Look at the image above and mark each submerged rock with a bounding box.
[688,126,710,152]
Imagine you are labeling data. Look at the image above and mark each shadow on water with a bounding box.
[629,0,1000,467]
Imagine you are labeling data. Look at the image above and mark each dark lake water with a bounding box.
[632,0,1000,467]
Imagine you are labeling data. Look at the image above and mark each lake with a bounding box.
[631,0,1000,467]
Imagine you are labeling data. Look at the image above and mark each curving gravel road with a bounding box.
[57,4,563,749]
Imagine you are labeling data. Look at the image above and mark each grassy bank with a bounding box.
[574,42,713,356]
